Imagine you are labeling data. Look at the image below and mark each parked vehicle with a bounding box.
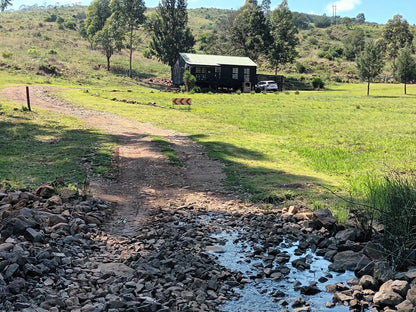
[255,80,278,92]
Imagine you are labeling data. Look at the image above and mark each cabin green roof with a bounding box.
[180,53,257,67]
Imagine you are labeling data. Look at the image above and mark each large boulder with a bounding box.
[313,209,337,231]
[329,250,372,274]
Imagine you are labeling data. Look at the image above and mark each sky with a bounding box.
[6,0,416,25]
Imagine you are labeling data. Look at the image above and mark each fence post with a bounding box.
[26,86,31,111]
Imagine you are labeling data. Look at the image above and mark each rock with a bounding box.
[359,275,378,290]
[395,299,415,312]
[313,209,337,231]
[407,286,416,305]
[25,227,45,242]
[300,284,321,295]
[374,261,395,283]
[335,229,357,242]
[206,246,224,253]
[98,263,135,279]
[0,243,14,252]
[34,184,55,198]
[8,277,26,294]
[329,250,371,273]
[373,289,403,307]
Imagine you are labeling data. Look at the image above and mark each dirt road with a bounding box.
[2,86,250,238]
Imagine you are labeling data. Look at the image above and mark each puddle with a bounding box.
[211,231,356,312]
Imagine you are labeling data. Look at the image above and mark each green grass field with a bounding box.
[44,82,415,212]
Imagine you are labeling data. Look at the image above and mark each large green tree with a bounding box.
[395,46,416,95]
[231,2,270,61]
[149,0,195,78]
[268,0,299,76]
[0,0,11,11]
[382,14,414,71]
[356,41,385,96]
[94,16,124,71]
[83,0,112,48]
[343,28,365,61]
[110,0,146,78]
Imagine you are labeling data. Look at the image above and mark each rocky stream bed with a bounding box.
[1,184,416,312]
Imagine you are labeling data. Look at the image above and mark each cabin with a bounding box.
[172,53,257,91]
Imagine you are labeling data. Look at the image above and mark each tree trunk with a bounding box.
[129,28,133,78]
[367,80,370,96]
[107,56,111,71]
[405,82,407,95]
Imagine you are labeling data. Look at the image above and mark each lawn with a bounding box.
[50,82,416,211]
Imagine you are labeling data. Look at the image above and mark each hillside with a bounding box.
[0,5,414,86]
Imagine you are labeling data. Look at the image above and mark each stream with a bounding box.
[210,230,356,312]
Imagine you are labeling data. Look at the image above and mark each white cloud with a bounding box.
[326,0,361,13]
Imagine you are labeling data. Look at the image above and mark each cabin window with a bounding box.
[196,67,208,74]
[244,68,250,80]
[232,67,239,79]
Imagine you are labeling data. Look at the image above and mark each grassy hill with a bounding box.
[1,5,412,86]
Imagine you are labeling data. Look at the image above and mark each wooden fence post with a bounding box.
[26,86,31,111]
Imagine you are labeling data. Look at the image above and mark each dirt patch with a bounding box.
[1,86,254,238]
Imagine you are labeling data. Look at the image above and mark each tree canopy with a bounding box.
[382,14,414,70]
[268,0,299,75]
[231,2,271,61]
[356,41,385,96]
[83,0,112,47]
[148,0,195,77]
[110,0,146,78]
[395,46,416,95]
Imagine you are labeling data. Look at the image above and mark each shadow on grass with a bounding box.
[0,115,116,188]
[189,134,327,202]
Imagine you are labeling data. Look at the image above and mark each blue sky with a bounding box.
[7,0,416,25]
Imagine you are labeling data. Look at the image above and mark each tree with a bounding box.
[260,0,271,15]
[395,46,416,95]
[292,12,310,30]
[94,16,124,71]
[314,14,331,28]
[148,0,195,78]
[110,0,146,78]
[83,0,112,48]
[231,2,271,61]
[344,28,365,61]
[355,13,365,24]
[383,14,414,72]
[0,0,11,11]
[356,41,385,96]
[268,0,299,76]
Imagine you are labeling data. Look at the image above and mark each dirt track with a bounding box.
[2,86,253,239]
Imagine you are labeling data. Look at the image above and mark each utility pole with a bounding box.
[332,4,337,25]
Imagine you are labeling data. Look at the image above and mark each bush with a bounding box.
[45,14,57,22]
[2,52,13,58]
[312,77,324,89]
[296,62,307,74]
[27,46,38,56]
[357,172,416,270]
[48,49,58,55]
[39,64,60,76]
[143,48,152,59]
[191,86,201,93]
[183,70,196,92]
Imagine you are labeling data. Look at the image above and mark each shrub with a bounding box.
[27,46,38,56]
[191,86,201,93]
[48,49,57,55]
[236,89,242,95]
[143,48,152,59]
[64,20,76,30]
[357,172,416,270]
[296,62,307,74]
[45,14,57,22]
[2,52,13,58]
[39,64,60,76]
[183,70,196,92]
[312,77,324,89]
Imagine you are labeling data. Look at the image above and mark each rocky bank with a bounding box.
[1,184,416,311]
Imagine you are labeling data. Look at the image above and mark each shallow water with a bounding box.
[211,231,356,312]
